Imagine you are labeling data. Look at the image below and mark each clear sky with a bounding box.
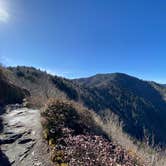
[0,0,166,83]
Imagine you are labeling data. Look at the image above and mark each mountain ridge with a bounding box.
[3,66,166,146]
[1,66,166,165]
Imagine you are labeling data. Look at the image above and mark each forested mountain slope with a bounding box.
[75,73,166,146]
[5,67,166,147]
[1,66,166,165]
[0,67,29,106]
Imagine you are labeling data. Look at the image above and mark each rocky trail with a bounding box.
[0,106,52,166]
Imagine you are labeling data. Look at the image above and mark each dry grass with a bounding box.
[91,109,166,166]
[41,99,144,166]
[42,99,166,166]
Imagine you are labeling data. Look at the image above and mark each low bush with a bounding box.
[41,99,103,141]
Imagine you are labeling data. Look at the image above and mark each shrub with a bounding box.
[42,99,103,141]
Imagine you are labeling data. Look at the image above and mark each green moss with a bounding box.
[51,150,65,164]
[43,129,49,140]
[49,138,56,146]
[60,163,68,166]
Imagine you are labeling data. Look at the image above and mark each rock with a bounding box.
[0,133,23,144]
[18,138,34,144]
[1,107,53,166]
[34,162,42,166]
[0,150,11,166]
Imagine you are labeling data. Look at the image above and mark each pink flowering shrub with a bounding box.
[41,99,143,166]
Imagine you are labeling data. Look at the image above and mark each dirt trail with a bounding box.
[0,107,52,166]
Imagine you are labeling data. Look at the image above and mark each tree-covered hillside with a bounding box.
[4,66,166,147]
[75,73,166,146]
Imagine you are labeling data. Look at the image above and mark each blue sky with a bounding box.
[0,0,166,83]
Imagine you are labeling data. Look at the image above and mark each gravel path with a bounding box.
[0,107,52,166]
